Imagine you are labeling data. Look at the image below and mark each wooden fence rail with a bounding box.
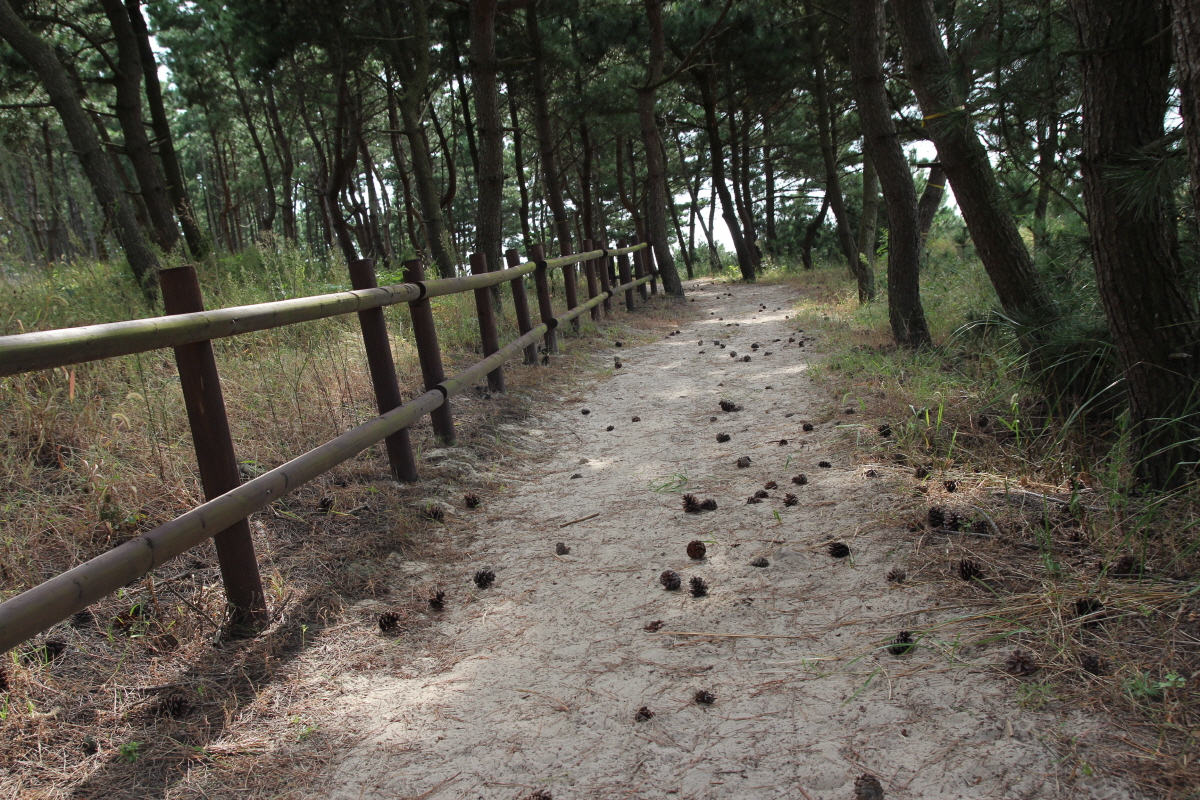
[0,240,653,654]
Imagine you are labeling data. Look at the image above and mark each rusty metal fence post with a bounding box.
[347,259,418,483]
[617,239,635,312]
[469,253,505,393]
[403,259,456,444]
[531,243,557,355]
[505,248,538,364]
[598,242,613,315]
[160,266,267,630]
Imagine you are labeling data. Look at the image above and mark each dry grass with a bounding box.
[767,260,1200,798]
[0,250,689,798]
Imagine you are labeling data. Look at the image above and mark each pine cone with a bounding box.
[607,425,615,431]
[754,489,769,498]
[687,540,707,559]
[889,631,915,656]
[914,466,930,480]
[424,503,445,522]
[682,493,702,513]
[828,542,850,558]
[694,689,716,705]
[877,424,892,438]
[473,569,496,589]
[959,559,984,582]
[716,433,731,443]
[463,493,482,509]
[886,567,906,584]
[70,609,94,629]
[865,469,879,478]
[1074,597,1103,623]
[970,518,990,535]
[854,773,885,800]
[378,611,402,633]
[429,591,446,611]
[946,512,963,532]
[750,557,769,568]
[644,620,664,632]
[817,461,832,468]
[631,416,641,422]
[802,422,815,432]
[719,400,742,412]
[635,706,655,722]
[746,495,762,504]
[0,665,8,693]
[581,409,590,415]
[764,481,778,490]
[1004,649,1039,676]
[689,577,709,597]
[527,791,553,800]
[1080,653,1105,676]
[736,456,752,468]
[927,506,947,529]
[792,474,808,486]
[660,570,682,591]
[156,692,191,719]
[784,493,798,506]
[555,542,571,555]
[943,479,958,493]
[1109,554,1140,576]
[700,498,718,511]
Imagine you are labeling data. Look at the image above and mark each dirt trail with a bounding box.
[325,282,1131,800]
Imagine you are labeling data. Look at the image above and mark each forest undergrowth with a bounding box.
[765,248,1200,797]
[0,245,685,797]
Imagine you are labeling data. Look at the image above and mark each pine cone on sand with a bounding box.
[854,773,885,800]
[660,570,682,591]
[635,706,655,722]
[784,493,798,506]
[792,474,808,486]
[555,542,571,555]
[700,498,718,511]
[694,689,716,705]
[378,611,402,632]
[736,456,752,468]
[1005,649,1040,676]
[716,432,731,443]
[719,400,742,412]
[687,540,707,559]
[927,506,947,529]
[463,493,482,509]
[886,567,907,584]
[802,422,815,432]
[828,542,850,558]
[959,559,984,582]
[764,481,778,489]
[473,569,496,589]
[689,577,709,597]
[429,591,446,611]
[889,631,915,656]
[750,557,769,568]
[682,493,702,513]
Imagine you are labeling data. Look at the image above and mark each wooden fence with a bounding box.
[0,240,655,654]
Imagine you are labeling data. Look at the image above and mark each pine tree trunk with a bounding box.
[99,0,179,255]
[265,81,297,243]
[893,0,1056,323]
[1173,0,1200,226]
[636,0,683,296]
[850,0,930,346]
[0,0,160,296]
[1070,0,1200,488]
[693,67,755,281]
[857,152,880,269]
[527,4,573,257]
[470,0,505,295]
[917,165,945,248]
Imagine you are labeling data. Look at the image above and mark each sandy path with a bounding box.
[325,281,1129,800]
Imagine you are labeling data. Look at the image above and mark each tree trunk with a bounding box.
[764,115,776,254]
[808,8,873,302]
[469,0,505,303]
[636,0,683,296]
[127,0,209,259]
[850,0,930,346]
[857,152,880,269]
[801,192,830,271]
[99,0,180,256]
[222,43,276,234]
[693,68,755,280]
[265,81,297,242]
[527,4,573,257]
[509,87,533,252]
[0,0,160,296]
[1172,0,1200,227]
[893,0,1056,323]
[1070,0,1200,488]
[917,164,945,247]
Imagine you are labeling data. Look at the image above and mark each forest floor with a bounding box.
[296,280,1136,800]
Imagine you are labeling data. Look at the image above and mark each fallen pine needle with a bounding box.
[559,511,601,528]
[513,688,571,711]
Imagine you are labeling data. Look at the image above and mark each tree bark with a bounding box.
[99,0,179,255]
[850,0,930,346]
[222,43,276,234]
[509,87,533,252]
[801,191,830,271]
[917,164,945,247]
[527,4,573,258]
[893,0,1056,323]
[693,67,755,281]
[264,81,297,242]
[636,0,683,296]
[808,7,873,302]
[127,0,209,258]
[1070,0,1200,488]
[470,0,505,294]
[857,152,880,269]
[0,0,160,295]
[1173,0,1200,228]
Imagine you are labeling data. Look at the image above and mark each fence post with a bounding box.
[617,239,635,312]
[561,245,580,332]
[469,253,505,393]
[583,238,600,322]
[531,243,557,355]
[505,248,538,364]
[597,241,613,315]
[347,258,418,483]
[160,266,267,631]
[632,237,650,302]
[646,243,659,295]
[403,259,456,444]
